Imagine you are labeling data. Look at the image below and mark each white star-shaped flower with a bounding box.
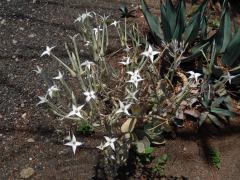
[74,10,93,23]
[41,46,55,57]
[103,136,117,151]
[84,41,91,46]
[127,76,144,88]
[141,45,160,63]
[93,26,103,39]
[110,155,115,160]
[125,89,138,101]
[127,69,141,79]
[116,100,131,116]
[81,60,95,70]
[223,72,237,84]
[64,134,84,154]
[53,71,63,80]
[47,85,59,98]
[67,104,84,118]
[36,96,48,106]
[83,90,96,102]
[110,20,120,27]
[187,71,202,82]
[124,44,132,53]
[96,142,105,150]
[33,66,42,74]
[127,70,143,88]
[118,57,131,65]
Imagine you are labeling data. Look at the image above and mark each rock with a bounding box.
[28,33,36,38]
[0,19,6,25]
[21,113,27,119]
[27,138,35,143]
[20,167,35,179]
[12,39,18,44]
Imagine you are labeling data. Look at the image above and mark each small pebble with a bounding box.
[27,138,35,143]
[21,113,27,119]
[20,167,35,179]
[12,39,17,44]
[28,33,36,38]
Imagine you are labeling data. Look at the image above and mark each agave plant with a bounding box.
[210,0,240,85]
[199,88,236,127]
[141,0,211,62]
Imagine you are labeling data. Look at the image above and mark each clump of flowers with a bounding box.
[35,2,239,178]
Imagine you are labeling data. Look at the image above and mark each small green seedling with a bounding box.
[209,148,221,169]
[153,154,169,176]
[77,122,94,135]
[137,146,154,165]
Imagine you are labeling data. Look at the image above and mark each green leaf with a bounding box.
[200,16,208,39]
[210,40,217,72]
[199,112,208,126]
[195,0,208,17]
[211,107,235,117]
[215,2,231,53]
[208,114,224,127]
[164,0,177,35]
[209,148,221,169]
[145,146,154,154]
[172,0,186,41]
[160,4,172,42]
[211,96,226,108]
[141,0,162,40]
[183,12,201,44]
[181,40,211,62]
[221,30,240,67]
[195,0,208,38]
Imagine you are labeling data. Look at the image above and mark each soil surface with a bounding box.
[0,0,240,179]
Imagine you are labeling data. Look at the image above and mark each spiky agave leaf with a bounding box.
[221,30,240,67]
[141,0,163,41]
[215,0,231,53]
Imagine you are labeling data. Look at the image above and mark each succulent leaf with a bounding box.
[172,0,186,41]
[183,12,201,44]
[208,114,224,127]
[211,107,235,117]
[221,30,240,67]
[160,4,172,42]
[215,1,231,53]
[141,0,162,40]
